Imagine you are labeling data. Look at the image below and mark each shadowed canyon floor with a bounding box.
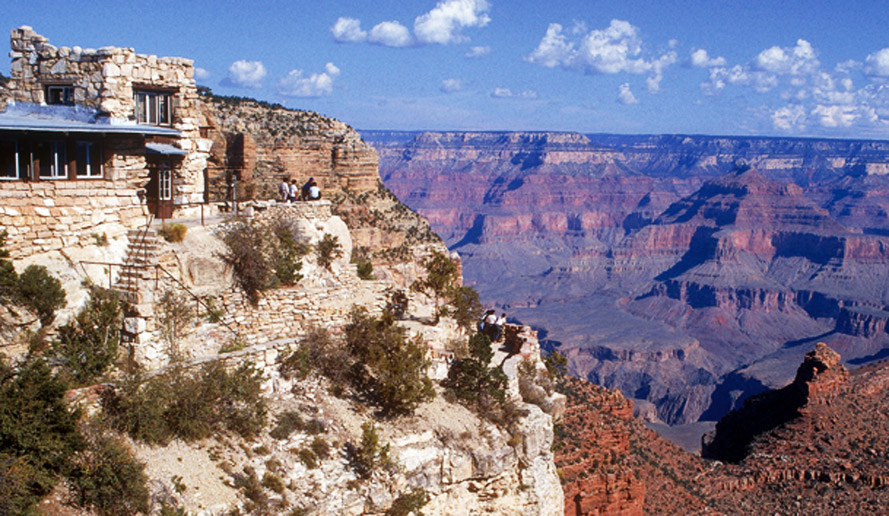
[365,130,889,429]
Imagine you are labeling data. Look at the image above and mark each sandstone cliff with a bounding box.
[367,130,889,426]
[555,341,889,515]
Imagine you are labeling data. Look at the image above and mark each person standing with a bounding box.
[278,175,290,202]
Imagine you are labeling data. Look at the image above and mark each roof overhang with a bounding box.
[145,142,188,156]
[0,102,180,137]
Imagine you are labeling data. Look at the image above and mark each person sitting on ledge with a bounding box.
[300,177,314,201]
[308,179,321,200]
[493,312,507,342]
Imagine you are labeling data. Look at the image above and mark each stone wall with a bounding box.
[5,26,212,213]
[0,137,149,258]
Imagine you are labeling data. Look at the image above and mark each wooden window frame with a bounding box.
[45,85,75,106]
[74,141,104,179]
[0,139,20,180]
[36,140,67,180]
[135,90,173,126]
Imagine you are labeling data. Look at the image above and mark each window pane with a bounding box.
[90,142,103,177]
[136,93,147,123]
[158,94,170,125]
[148,94,158,125]
[0,140,18,179]
[37,141,65,178]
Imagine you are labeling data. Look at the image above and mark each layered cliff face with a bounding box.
[199,96,440,274]
[366,130,889,425]
[557,342,889,514]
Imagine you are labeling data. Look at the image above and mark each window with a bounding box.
[36,141,67,179]
[75,141,103,178]
[0,140,19,180]
[135,91,172,126]
[159,167,172,200]
[46,85,75,106]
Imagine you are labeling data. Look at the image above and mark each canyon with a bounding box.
[365,130,889,426]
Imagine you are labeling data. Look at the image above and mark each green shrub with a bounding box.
[261,471,286,494]
[386,488,429,516]
[316,233,343,270]
[347,422,393,479]
[345,308,434,416]
[52,287,123,386]
[449,285,483,330]
[279,325,351,388]
[351,247,374,280]
[443,333,508,413]
[410,251,459,325]
[17,264,67,325]
[159,223,188,243]
[0,356,83,514]
[0,229,17,303]
[221,220,275,306]
[203,296,225,323]
[271,222,307,286]
[310,436,330,460]
[234,468,269,513]
[297,448,318,469]
[157,289,196,360]
[67,425,150,516]
[269,410,304,440]
[218,339,246,354]
[222,219,308,305]
[102,362,267,444]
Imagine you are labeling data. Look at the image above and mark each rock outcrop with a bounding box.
[367,130,889,425]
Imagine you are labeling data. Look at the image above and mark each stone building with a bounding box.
[0,26,211,258]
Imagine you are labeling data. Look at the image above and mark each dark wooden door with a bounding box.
[146,165,174,219]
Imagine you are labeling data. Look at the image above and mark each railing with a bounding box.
[77,260,241,340]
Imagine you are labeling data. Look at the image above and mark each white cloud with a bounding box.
[194,67,210,80]
[414,0,491,45]
[811,104,859,128]
[865,48,889,77]
[440,78,465,93]
[772,104,807,131]
[227,60,266,88]
[278,62,341,97]
[491,88,538,99]
[688,48,726,68]
[526,19,675,93]
[369,21,413,47]
[617,83,639,105]
[332,17,367,43]
[465,45,491,58]
[753,39,819,75]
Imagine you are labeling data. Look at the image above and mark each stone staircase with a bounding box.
[114,228,161,311]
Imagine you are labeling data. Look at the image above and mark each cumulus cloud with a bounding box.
[414,0,491,45]
[278,63,341,97]
[440,78,465,93]
[811,104,860,128]
[368,21,413,47]
[465,45,491,58]
[617,83,639,105]
[227,60,266,88]
[491,88,538,99]
[332,17,367,43]
[753,39,819,75]
[194,67,210,80]
[526,19,676,94]
[865,48,889,77]
[771,104,807,131]
[688,48,726,68]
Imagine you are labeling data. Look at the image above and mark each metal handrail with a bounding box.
[78,260,241,340]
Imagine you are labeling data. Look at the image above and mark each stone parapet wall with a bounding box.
[0,178,147,258]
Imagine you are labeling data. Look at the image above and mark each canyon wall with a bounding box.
[366,130,889,425]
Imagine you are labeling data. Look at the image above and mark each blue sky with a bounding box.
[5,0,889,138]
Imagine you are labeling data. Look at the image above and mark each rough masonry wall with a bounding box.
[0,137,149,258]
